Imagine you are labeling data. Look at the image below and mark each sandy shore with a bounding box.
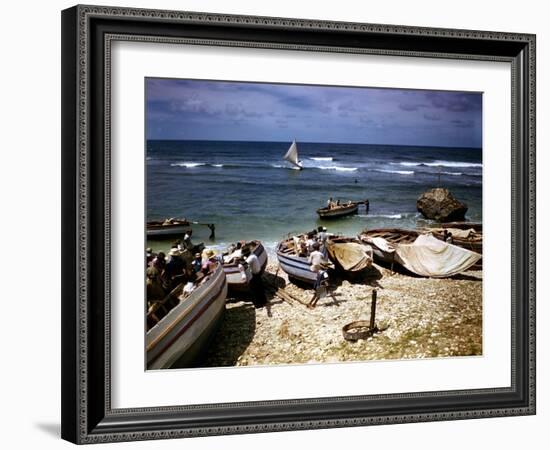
[202,261,482,367]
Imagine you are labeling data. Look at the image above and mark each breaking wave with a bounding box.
[374,169,414,175]
[396,160,482,168]
[309,157,334,161]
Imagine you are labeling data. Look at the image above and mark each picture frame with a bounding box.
[61,4,536,444]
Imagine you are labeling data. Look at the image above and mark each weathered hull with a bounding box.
[276,243,317,285]
[317,203,359,219]
[146,224,191,238]
[223,241,268,292]
[146,264,227,369]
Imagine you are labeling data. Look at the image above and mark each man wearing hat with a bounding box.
[241,246,266,308]
[165,247,185,288]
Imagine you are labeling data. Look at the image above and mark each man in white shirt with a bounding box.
[308,242,326,272]
[242,246,266,308]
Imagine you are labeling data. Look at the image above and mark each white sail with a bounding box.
[283,140,302,169]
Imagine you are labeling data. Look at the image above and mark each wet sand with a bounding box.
[202,261,482,367]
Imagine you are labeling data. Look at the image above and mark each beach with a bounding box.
[201,261,482,367]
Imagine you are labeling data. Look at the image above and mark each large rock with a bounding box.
[416,188,468,222]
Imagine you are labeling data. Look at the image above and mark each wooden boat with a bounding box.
[438,222,482,232]
[418,225,482,268]
[276,238,320,285]
[223,240,268,292]
[146,263,227,369]
[325,237,373,273]
[147,218,191,239]
[317,202,361,219]
[360,228,482,273]
[359,228,419,263]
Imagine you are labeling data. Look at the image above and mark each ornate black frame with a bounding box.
[61,4,536,444]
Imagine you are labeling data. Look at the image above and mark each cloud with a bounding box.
[451,119,475,128]
[426,92,481,112]
[398,103,426,112]
[423,112,442,121]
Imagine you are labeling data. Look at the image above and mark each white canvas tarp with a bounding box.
[327,241,373,272]
[395,234,481,278]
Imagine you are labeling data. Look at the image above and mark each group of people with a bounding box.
[145,233,218,306]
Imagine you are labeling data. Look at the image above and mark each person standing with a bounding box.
[242,246,266,308]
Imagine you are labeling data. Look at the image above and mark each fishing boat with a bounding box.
[276,237,321,285]
[147,218,191,239]
[222,240,268,292]
[317,201,364,219]
[146,262,228,369]
[360,228,481,277]
[422,226,483,256]
[325,237,373,273]
[359,228,419,263]
[283,140,303,170]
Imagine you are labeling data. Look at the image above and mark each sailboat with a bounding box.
[283,140,303,170]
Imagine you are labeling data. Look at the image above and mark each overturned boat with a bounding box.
[223,240,268,292]
[360,228,481,277]
[146,262,228,369]
[325,237,373,273]
[147,218,191,239]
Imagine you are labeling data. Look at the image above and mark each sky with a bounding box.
[146,78,482,148]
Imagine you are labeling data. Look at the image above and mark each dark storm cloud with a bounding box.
[146,78,482,147]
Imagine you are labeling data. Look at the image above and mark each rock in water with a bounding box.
[416,188,468,222]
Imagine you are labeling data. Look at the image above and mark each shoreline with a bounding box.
[201,261,483,367]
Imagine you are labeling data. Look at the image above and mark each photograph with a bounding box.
[144,78,484,370]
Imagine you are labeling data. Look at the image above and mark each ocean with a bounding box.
[146,140,482,254]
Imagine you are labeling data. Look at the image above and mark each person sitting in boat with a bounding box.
[151,251,165,271]
[336,199,341,206]
[146,247,156,267]
[146,266,165,306]
[443,229,454,244]
[297,238,308,257]
[165,248,186,287]
[241,246,266,308]
[223,242,243,263]
[201,249,218,274]
[306,232,317,253]
[191,253,202,273]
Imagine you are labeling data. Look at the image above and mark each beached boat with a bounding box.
[325,237,373,273]
[146,263,228,369]
[223,240,268,292]
[360,228,481,277]
[359,228,419,263]
[147,218,191,239]
[276,238,319,285]
[422,226,483,255]
[316,202,359,219]
[283,140,303,170]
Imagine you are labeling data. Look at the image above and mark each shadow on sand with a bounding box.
[201,302,257,367]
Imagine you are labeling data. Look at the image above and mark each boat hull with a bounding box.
[317,203,359,219]
[146,264,227,369]
[223,241,268,292]
[276,244,317,285]
[146,224,191,239]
